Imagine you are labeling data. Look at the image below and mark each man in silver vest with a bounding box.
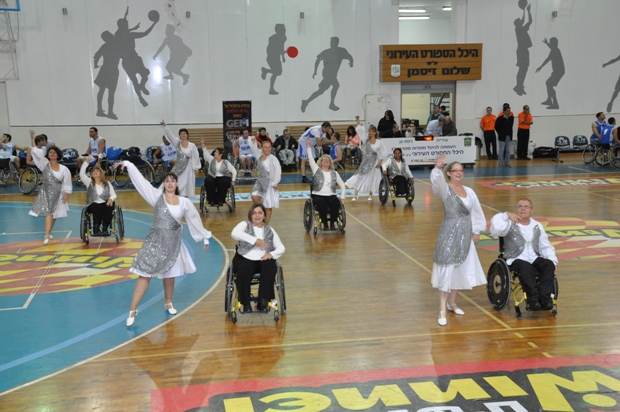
[490,198,558,311]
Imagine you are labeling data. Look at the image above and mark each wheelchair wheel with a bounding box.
[406,181,415,206]
[114,205,124,242]
[595,146,609,166]
[303,199,314,233]
[335,162,345,181]
[227,185,236,213]
[582,143,597,164]
[199,184,208,214]
[80,208,90,245]
[609,145,620,169]
[337,202,346,231]
[487,259,511,310]
[378,177,389,205]
[139,162,156,184]
[19,167,38,194]
[274,264,286,322]
[224,265,233,312]
[113,167,130,187]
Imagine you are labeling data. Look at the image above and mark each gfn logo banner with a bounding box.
[152,355,620,412]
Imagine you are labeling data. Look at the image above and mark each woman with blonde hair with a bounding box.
[80,160,117,235]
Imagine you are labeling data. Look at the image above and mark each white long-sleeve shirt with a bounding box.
[249,141,281,187]
[202,147,237,181]
[231,221,285,261]
[307,152,346,199]
[80,162,117,203]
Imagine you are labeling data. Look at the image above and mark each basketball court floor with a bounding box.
[1,153,620,411]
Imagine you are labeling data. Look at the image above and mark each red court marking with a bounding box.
[287,46,298,58]
[152,354,620,411]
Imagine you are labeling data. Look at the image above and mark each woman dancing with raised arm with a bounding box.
[114,160,211,326]
[249,137,281,224]
[160,119,201,198]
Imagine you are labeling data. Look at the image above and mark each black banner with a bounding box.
[222,101,252,155]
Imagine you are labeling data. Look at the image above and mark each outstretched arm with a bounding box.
[312,55,321,79]
[132,21,157,39]
[603,54,620,68]
[153,39,167,59]
[523,4,533,30]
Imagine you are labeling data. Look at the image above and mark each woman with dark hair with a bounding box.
[431,153,486,326]
[80,160,117,235]
[28,132,72,245]
[114,160,211,327]
[231,203,285,313]
[160,120,201,198]
[200,140,237,207]
[377,110,397,134]
[382,148,414,196]
[249,138,281,224]
[344,124,360,163]
[345,116,388,201]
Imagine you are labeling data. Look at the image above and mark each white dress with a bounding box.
[28,147,73,219]
[249,141,281,208]
[345,125,388,194]
[124,161,211,279]
[430,168,486,292]
[162,126,201,198]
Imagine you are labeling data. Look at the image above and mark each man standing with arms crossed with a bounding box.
[517,105,533,160]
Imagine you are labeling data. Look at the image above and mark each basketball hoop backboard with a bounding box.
[0,0,20,12]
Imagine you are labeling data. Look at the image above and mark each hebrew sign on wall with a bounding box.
[380,44,483,82]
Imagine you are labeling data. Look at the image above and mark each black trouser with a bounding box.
[204,175,231,204]
[517,128,530,159]
[391,175,408,195]
[483,130,497,159]
[233,253,277,305]
[87,202,114,230]
[510,257,555,305]
[312,194,341,224]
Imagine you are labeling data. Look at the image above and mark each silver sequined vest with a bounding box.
[86,182,111,206]
[30,164,63,216]
[312,169,338,194]
[353,140,379,176]
[237,222,275,255]
[388,158,408,179]
[252,157,270,193]
[502,223,541,260]
[170,142,190,176]
[131,196,183,277]
[207,159,232,178]
[433,187,472,265]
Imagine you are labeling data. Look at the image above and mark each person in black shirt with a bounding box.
[495,107,515,168]
[381,123,403,138]
[377,110,397,134]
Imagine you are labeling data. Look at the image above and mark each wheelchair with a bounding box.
[0,158,20,186]
[80,204,124,245]
[378,175,415,207]
[487,238,558,318]
[199,179,236,213]
[114,147,156,187]
[146,145,169,185]
[19,165,43,194]
[224,250,286,324]
[303,187,346,235]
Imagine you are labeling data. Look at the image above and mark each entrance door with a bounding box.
[401,81,455,127]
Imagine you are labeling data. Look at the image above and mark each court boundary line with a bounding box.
[0,234,230,398]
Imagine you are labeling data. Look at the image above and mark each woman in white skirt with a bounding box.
[431,153,486,326]
[160,120,201,198]
[345,116,388,201]
[114,161,211,327]
[28,134,73,245]
[250,137,281,224]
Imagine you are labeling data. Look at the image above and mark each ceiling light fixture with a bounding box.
[399,9,426,13]
[442,6,452,11]
[399,16,430,20]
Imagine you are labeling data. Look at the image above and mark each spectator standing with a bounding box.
[427,105,441,125]
[377,110,397,135]
[495,107,515,167]
[480,107,497,160]
[517,105,533,160]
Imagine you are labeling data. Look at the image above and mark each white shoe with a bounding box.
[126,310,138,326]
[447,303,465,315]
[43,236,50,245]
[351,196,358,201]
[438,311,447,326]
[165,302,177,315]
[367,196,373,201]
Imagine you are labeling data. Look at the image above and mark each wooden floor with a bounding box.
[2,153,620,411]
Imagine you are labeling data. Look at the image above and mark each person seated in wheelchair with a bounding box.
[599,117,616,149]
[153,135,177,168]
[306,139,346,230]
[328,132,344,166]
[80,159,117,236]
[344,125,360,163]
[77,127,106,170]
[381,148,414,196]
[200,141,237,207]
[1,133,28,170]
[273,128,298,168]
[231,203,285,314]
[490,198,558,311]
[234,129,254,175]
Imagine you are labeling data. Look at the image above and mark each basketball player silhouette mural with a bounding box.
[301,37,354,113]
[514,0,533,96]
[153,24,193,85]
[261,24,287,95]
[602,53,620,112]
[116,8,158,107]
[536,37,565,110]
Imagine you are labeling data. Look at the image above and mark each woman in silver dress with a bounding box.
[114,161,211,327]
[28,134,73,245]
[249,138,281,224]
[431,153,486,326]
[160,120,201,198]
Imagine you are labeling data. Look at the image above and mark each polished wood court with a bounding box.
[1,153,620,411]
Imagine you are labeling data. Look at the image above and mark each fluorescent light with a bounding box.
[442,6,452,10]
[399,16,430,20]
[399,9,426,13]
